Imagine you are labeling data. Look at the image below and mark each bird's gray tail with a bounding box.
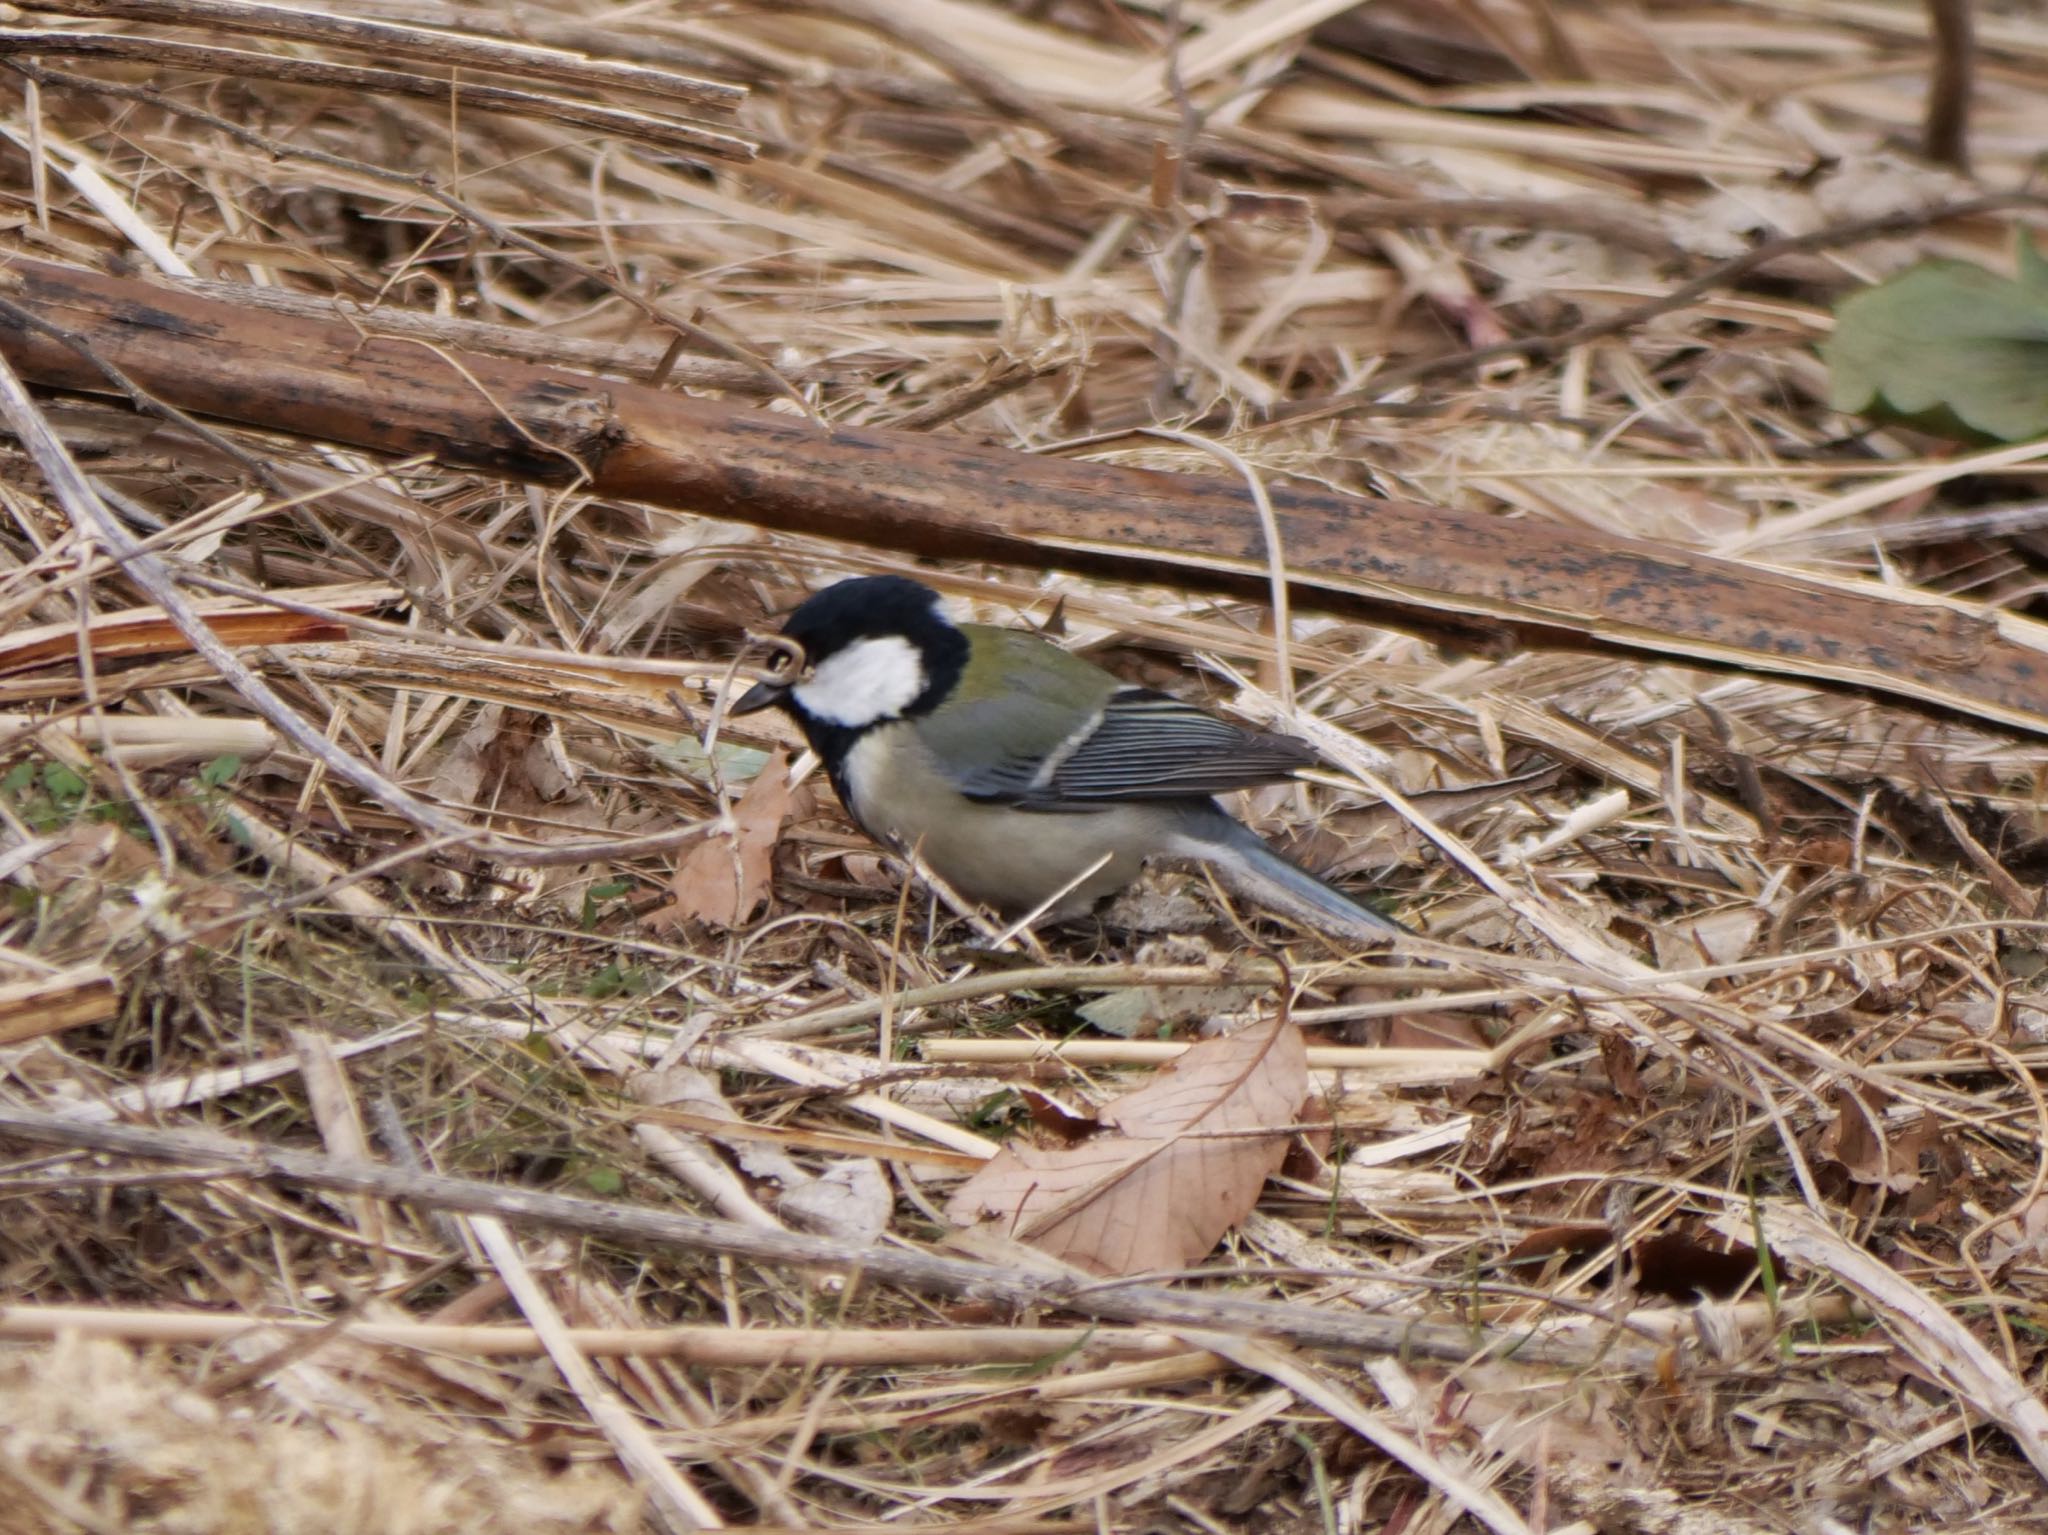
[1184,814,1410,943]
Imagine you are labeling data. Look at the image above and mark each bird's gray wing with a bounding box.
[1020,687,1316,804]
[907,681,1109,803]
[913,699,1074,801]
[904,626,1120,801]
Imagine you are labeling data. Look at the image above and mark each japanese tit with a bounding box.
[732,575,1405,943]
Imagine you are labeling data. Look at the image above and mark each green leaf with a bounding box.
[583,1165,624,1197]
[1825,246,2048,442]
[1078,982,1267,1038]
[655,735,770,785]
[579,876,637,930]
[1,761,34,796]
[199,754,243,788]
[2019,231,2048,295]
[41,763,87,803]
[583,962,649,1000]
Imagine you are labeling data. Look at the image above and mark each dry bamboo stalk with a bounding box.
[0,1303,1190,1363]
[0,966,116,1044]
[0,1104,1664,1372]
[2,258,2042,736]
[0,585,393,676]
[11,0,747,108]
[922,1037,1490,1079]
[0,713,272,766]
[0,31,755,161]
[470,1214,726,1531]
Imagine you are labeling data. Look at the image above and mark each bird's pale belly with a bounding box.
[837,728,1152,918]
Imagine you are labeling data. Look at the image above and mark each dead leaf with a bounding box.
[833,851,894,891]
[779,1157,892,1245]
[1525,1094,1626,1187]
[648,749,791,930]
[427,705,574,813]
[627,1056,889,1239]
[1380,1010,1492,1051]
[1500,1224,1612,1281]
[28,821,158,886]
[1631,1232,1770,1301]
[176,882,246,948]
[1822,1083,1920,1193]
[1077,981,1264,1038]
[1984,1194,2048,1271]
[634,1060,810,1184]
[1651,906,1761,969]
[1500,1225,1773,1300]
[1600,1031,1645,1103]
[944,1009,1310,1277]
[1095,870,1218,934]
[1280,1093,1333,1181]
[1018,1088,1098,1142]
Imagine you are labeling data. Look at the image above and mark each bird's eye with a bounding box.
[755,633,806,680]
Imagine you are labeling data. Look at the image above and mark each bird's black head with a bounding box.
[731,576,968,746]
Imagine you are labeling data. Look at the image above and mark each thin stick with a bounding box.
[0,1303,1192,1364]
[0,1104,1662,1373]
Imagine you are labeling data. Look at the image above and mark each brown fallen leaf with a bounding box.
[944,1009,1310,1277]
[1650,905,1762,968]
[1499,1224,1775,1300]
[1279,1093,1333,1181]
[1499,1223,1612,1281]
[1984,1193,2048,1272]
[1822,1082,1921,1193]
[1018,1087,1099,1142]
[1379,1009,1492,1051]
[1630,1232,1771,1301]
[647,748,792,930]
[1599,1030,1646,1104]
[427,704,576,815]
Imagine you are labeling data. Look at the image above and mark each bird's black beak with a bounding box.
[731,678,788,715]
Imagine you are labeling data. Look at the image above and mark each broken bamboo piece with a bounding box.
[0,256,2042,734]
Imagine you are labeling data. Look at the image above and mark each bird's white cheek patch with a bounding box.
[793,635,927,726]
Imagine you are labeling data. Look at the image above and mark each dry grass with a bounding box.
[1,0,2047,1530]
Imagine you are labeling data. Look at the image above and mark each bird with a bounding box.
[730,574,1405,942]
